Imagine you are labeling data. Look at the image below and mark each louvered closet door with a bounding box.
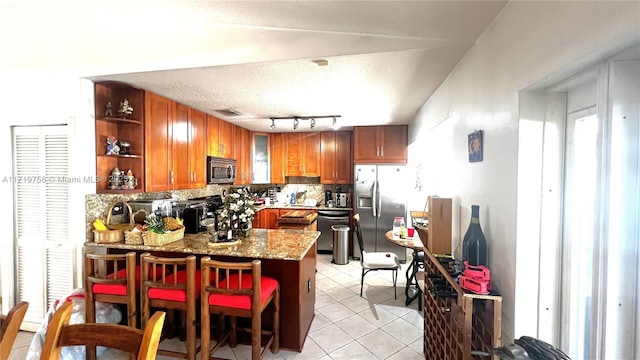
[13,125,73,326]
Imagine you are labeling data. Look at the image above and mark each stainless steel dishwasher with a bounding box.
[317,209,351,254]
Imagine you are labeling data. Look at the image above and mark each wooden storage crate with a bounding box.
[411,197,452,255]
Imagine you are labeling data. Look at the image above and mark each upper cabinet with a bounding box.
[94,82,145,193]
[353,125,407,163]
[173,104,206,189]
[320,131,353,184]
[144,92,174,192]
[270,133,286,184]
[144,93,206,192]
[285,132,321,177]
[206,115,234,159]
[252,133,270,184]
[234,125,251,185]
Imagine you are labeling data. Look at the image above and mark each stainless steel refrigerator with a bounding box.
[353,164,407,262]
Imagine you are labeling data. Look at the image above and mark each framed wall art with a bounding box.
[468,130,483,162]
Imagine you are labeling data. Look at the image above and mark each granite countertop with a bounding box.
[85,229,320,261]
[256,204,353,211]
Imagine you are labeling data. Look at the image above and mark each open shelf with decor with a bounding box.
[94,82,145,193]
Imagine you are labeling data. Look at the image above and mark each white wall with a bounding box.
[408,1,640,343]
[0,70,96,312]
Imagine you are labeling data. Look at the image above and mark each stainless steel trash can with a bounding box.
[331,225,350,265]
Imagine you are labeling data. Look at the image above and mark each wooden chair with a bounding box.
[140,253,200,360]
[84,251,139,360]
[85,251,138,327]
[40,301,165,360]
[0,301,29,360]
[353,213,400,298]
[200,257,279,360]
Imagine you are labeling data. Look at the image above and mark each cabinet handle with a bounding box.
[381,146,384,156]
[376,146,380,156]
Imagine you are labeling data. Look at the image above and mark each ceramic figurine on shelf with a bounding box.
[118,98,134,118]
[106,136,120,155]
[104,101,113,117]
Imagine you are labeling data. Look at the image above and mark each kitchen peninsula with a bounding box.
[84,229,319,351]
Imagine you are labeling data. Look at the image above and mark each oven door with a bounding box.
[317,210,350,253]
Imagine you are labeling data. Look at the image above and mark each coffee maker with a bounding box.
[325,190,334,207]
[335,187,347,208]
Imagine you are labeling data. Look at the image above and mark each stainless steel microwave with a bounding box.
[207,156,236,184]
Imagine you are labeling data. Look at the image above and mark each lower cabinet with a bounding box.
[253,208,280,229]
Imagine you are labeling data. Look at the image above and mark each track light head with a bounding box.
[310,118,315,129]
[269,118,276,130]
[293,118,299,130]
[331,116,340,130]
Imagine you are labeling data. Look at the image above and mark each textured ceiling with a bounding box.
[2,0,508,132]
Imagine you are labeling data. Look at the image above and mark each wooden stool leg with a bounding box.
[252,308,261,360]
[230,316,237,347]
[85,300,97,360]
[272,286,280,354]
[201,310,210,360]
[187,309,196,360]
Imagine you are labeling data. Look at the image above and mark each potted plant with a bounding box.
[219,188,256,238]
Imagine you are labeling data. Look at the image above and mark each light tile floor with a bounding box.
[8,253,424,360]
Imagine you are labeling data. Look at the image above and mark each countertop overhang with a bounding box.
[85,228,320,261]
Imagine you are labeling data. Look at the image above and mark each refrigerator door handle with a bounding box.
[377,179,382,218]
[372,179,377,217]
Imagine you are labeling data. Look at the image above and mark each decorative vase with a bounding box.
[462,205,487,266]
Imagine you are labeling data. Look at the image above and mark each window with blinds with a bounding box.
[12,125,73,324]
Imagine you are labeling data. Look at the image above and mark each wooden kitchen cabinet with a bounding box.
[234,125,251,185]
[145,93,206,192]
[270,133,286,184]
[206,115,234,159]
[253,208,280,229]
[320,131,352,184]
[285,132,321,177]
[263,209,280,229]
[219,119,234,159]
[353,125,407,163]
[145,92,174,192]
[94,82,145,193]
[173,104,206,189]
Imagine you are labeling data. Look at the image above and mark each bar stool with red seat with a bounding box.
[200,257,279,360]
[84,251,138,360]
[140,253,200,360]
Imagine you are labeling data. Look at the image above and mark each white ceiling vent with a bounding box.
[214,109,243,117]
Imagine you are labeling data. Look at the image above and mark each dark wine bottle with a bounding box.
[462,205,487,266]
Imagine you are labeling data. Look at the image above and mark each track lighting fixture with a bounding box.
[267,115,341,131]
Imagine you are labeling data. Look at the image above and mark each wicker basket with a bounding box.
[124,229,144,245]
[143,226,185,246]
[93,229,123,243]
[106,201,134,231]
[94,201,134,244]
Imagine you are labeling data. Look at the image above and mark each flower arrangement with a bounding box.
[218,188,256,230]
